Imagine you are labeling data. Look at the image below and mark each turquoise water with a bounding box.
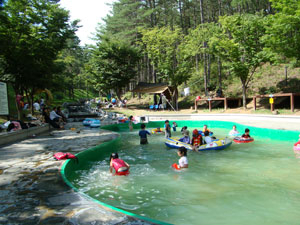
[71,128,300,225]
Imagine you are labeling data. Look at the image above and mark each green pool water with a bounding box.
[67,125,300,225]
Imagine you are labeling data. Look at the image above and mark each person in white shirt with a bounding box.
[33,101,40,111]
[204,130,213,144]
[229,125,240,136]
[50,107,61,122]
[178,147,188,169]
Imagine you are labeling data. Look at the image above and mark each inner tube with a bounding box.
[172,163,180,170]
[293,141,300,151]
[115,170,130,176]
[233,137,254,143]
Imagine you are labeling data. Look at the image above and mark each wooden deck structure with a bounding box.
[194,97,242,112]
[253,93,300,112]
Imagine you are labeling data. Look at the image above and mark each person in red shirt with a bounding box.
[109,153,130,176]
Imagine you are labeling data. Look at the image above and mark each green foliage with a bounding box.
[88,39,140,99]
[263,0,300,61]
[0,0,77,95]
[140,26,191,87]
[209,14,267,107]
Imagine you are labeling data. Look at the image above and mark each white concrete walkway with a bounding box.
[146,114,300,131]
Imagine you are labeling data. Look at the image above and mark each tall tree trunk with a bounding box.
[179,0,184,31]
[13,85,22,120]
[195,54,199,73]
[218,57,222,89]
[199,0,205,24]
[199,0,208,96]
[218,0,222,17]
[241,80,247,109]
[203,53,208,96]
[207,53,211,87]
[152,64,156,83]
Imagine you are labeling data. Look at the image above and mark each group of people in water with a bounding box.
[109,121,252,175]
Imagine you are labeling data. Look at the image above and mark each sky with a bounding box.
[59,0,115,46]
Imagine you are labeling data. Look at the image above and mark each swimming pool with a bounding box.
[62,121,300,225]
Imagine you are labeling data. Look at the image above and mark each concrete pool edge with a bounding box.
[61,119,299,224]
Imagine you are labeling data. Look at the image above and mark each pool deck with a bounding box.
[146,114,300,131]
[0,122,151,225]
[0,114,299,224]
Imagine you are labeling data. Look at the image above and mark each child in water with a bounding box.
[139,123,151,144]
[242,128,251,138]
[128,115,133,131]
[204,130,213,144]
[191,129,202,151]
[176,147,188,169]
[203,124,210,133]
[172,122,178,132]
[164,120,171,138]
[229,125,239,136]
[178,130,190,144]
[109,153,130,175]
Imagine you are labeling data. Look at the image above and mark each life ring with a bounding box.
[233,137,254,143]
[115,170,130,176]
[172,163,180,170]
[293,141,300,151]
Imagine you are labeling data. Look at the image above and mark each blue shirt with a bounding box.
[139,130,150,139]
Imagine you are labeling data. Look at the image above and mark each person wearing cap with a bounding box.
[191,129,202,151]
[178,130,190,144]
[109,153,130,176]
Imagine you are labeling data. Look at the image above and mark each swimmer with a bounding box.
[177,147,188,169]
[139,123,151,144]
[241,128,251,139]
[229,125,239,136]
[109,153,130,175]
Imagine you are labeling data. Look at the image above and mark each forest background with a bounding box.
[0,0,299,117]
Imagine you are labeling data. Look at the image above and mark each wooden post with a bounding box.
[224,98,228,110]
[253,97,256,110]
[271,103,274,111]
[291,93,294,112]
[269,97,274,112]
[208,100,212,112]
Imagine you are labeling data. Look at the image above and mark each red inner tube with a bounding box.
[233,137,254,143]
